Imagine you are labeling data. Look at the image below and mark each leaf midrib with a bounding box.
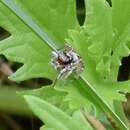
[1,0,58,51]
[80,76,128,130]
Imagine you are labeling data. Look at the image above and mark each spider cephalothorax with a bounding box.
[51,44,84,81]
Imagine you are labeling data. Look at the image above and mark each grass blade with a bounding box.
[80,76,128,130]
[0,0,58,51]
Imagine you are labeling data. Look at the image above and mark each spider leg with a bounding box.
[64,69,73,79]
[52,68,67,87]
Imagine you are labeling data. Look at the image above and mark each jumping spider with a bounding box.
[51,44,84,86]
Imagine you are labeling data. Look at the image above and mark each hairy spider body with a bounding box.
[51,45,84,82]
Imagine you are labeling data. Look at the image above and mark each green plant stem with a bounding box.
[80,76,128,130]
[0,0,58,51]
[114,101,130,129]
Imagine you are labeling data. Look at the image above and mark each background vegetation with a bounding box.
[0,0,130,130]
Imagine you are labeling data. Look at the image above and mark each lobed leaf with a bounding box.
[24,95,93,130]
[0,0,78,81]
[1,0,130,130]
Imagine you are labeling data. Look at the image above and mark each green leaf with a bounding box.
[19,86,68,111]
[24,95,93,130]
[55,78,96,114]
[20,79,94,115]
[1,0,130,130]
[0,0,94,129]
[0,2,54,81]
[66,0,130,129]
[110,0,130,80]
[84,0,113,78]
[1,0,79,47]
[40,126,55,130]
[112,0,130,36]
[113,101,130,128]
[0,0,78,81]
